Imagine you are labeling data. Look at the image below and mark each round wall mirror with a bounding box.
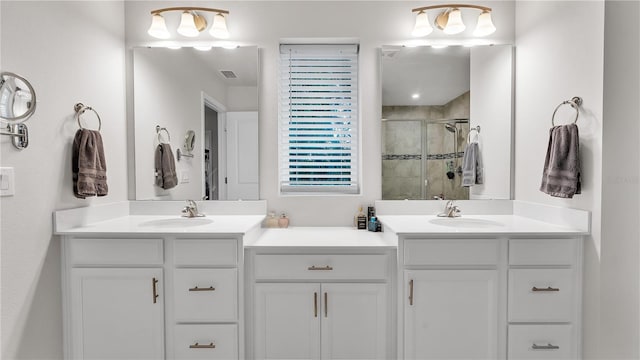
[184,130,196,152]
[0,72,37,123]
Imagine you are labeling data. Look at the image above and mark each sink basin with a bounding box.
[429,217,504,228]
[138,217,213,228]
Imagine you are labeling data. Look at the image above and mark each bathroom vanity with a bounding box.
[54,201,588,360]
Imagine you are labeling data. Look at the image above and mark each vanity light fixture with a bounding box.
[411,4,496,37]
[147,7,230,39]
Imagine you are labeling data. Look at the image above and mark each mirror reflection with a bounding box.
[0,72,37,122]
[133,46,259,201]
[381,45,513,200]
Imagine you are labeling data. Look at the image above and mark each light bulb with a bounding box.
[147,14,170,39]
[443,8,465,34]
[210,13,230,39]
[473,10,496,37]
[177,11,200,37]
[412,11,433,37]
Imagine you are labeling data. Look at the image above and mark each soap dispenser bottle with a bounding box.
[278,213,289,228]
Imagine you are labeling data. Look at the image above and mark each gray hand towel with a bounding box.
[540,123,581,198]
[155,143,178,190]
[72,129,108,198]
[461,142,483,186]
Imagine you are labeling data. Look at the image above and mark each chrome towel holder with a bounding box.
[552,96,583,126]
[74,103,102,131]
[156,125,171,144]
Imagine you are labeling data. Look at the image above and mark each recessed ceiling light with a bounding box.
[412,93,420,99]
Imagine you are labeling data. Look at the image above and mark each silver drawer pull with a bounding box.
[189,342,215,349]
[189,286,216,292]
[532,286,560,292]
[308,266,333,271]
[532,343,560,350]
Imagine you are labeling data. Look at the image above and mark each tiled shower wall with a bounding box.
[381,92,470,200]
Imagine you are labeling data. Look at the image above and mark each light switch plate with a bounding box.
[180,171,190,184]
[0,167,15,196]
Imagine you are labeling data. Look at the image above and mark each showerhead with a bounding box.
[444,123,457,133]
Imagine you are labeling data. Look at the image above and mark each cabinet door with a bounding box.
[254,283,321,360]
[70,268,164,359]
[404,270,498,360]
[321,283,387,360]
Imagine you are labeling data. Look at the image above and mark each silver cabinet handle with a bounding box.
[189,286,215,292]
[308,266,333,271]
[532,286,560,292]
[324,292,328,318]
[314,292,318,318]
[532,343,560,350]
[189,342,215,349]
[409,279,414,306]
[152,278,159,304]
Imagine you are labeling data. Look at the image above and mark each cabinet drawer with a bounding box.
[509,269,574,322]
[509,239,576,266]
[174,269,237,322]
[68,238,163,265]
[404,239,499,266]
[254,254,388,280]
[173,324,238,359]
[174,239,237,266]
[508,325,574,359]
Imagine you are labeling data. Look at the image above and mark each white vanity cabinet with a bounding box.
[61,235,246,360]
[402,239,501,360]
[398,236,583,360]
[64,238,166,359]
[247,249,394,360]
[507,238,582,360]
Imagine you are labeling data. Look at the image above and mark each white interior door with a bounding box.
[404,270,499,360]
[70,268,164,360]
[320,283,388,360]
[226,111,259,200]
[254,283,321,360]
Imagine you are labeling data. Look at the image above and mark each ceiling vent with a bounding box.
[220,70,237,79]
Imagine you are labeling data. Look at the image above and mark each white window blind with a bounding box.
[279,44,359,194]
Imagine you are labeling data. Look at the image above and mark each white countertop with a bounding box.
[378,214,588,236]
[245,227,396,248]
[55,215,265,235]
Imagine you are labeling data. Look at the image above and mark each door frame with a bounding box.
[201,92,227,200]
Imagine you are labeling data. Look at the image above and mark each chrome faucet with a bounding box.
[181,200,205,218]
[438,200,461,218]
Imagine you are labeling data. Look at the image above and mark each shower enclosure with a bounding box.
[382,119,470,200]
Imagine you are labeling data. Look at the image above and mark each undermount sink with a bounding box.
[428,217,504,228]
[138,217,213,228]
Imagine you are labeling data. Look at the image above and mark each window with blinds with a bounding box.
[279,44,359,194]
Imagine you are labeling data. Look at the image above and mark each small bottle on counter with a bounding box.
[367,205,375,222]
[356,206,367,230]
[368,216,377,232]
[265,212,279,228]
[278,213,289,228]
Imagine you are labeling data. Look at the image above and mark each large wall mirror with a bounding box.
[133,46,259,200]
[381,44,513,200]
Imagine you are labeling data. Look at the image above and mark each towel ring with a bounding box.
[156,125,171,144]
[551,97,583,126]
[74,103,102,131]
[467,125,481,143]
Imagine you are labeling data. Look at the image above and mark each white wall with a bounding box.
[124,0,515,225]
[514,1,604,358]
[470,45,513,200]
[0,1,127,359]
[228,86,258,111]
[600,1,640,358]
[133,48,227,200]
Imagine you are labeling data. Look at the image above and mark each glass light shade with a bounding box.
[412,11,433,37]
[210,13,230,39]
[177,11,200,37]
[147,14,170,39]
[473,10,496,36]
[443,8,466,34]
